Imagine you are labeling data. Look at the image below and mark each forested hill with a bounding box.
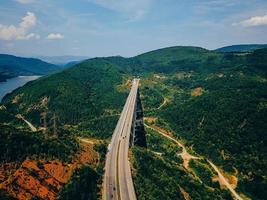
[2,58,129,138]
[1,45,267,199]
[216,44,267,52]
[0,57,129,199]
[0,54,60,82]
[136,46,267,73]
[102,46,267,74]
[130,46,267,199]
[2,46,267,125]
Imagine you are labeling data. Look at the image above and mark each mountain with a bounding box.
[37,55,89,65]
[134,47,267,200]
[97,46,246,74]
[0,54,59,82]
[0,46,266,199]
[216,44,267,52]
[135,46,243,72]
[0,58,128,199]
[2,58,128,137]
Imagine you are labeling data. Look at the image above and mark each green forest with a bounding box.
[0,46,266,199]
[0,54,60,82]
[136,47,267,200]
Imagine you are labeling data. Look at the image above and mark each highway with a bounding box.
[103,78,139,200]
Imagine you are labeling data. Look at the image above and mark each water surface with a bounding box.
[0,76,40,102]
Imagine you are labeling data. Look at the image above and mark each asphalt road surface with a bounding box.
[103,79,139,200]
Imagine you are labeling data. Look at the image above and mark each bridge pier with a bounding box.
[130,89,147,148]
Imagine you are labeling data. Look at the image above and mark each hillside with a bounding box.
[137,47,267,200]
[0,54,60,82]
[216,44,267,52]
[99,46,246,74]
[134,46,244,73]
[247,48,267,71]
[0,46,266,199]
[2,58,129,138]
[0,58,128,199]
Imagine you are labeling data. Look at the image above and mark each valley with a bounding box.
[0,46,266,200]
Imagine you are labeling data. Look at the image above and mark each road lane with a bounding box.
[118,80,138,200]
[103,79,138,200]
[104,93,131,199]
[104,89,133,200]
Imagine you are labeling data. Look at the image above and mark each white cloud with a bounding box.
[0,12,39,40]
[16,0,36,4]
[89,0,152,20]
[20,12,37,28]
[237,14,267,27]
[47,33,64,39]
[17,33,40,40]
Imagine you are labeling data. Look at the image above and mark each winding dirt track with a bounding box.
[16,114,37,132]
[157,97,168,109]
[208,161,243,200]
[145,123,244,200]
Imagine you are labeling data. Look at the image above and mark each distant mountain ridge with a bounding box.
[36,55,89,65]
[0,54,63,82]
[216,44,267,52]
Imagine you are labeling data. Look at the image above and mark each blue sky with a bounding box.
[0,0,267,57]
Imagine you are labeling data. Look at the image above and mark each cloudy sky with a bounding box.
[0,0,267,57]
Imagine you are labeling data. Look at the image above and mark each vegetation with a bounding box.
[141,86,163,110]
[159,72,267,199]
[134,46,247,73]
[248,48,267,72]
[78,115,119,139]
[137,49,267,199]
[0,56,129,199]
[1,45,267,199]
[2,58,128,138]
[132,147,231,200]
[0,192,16,200]
[216,44,267,52]
[60,142,107,200]
[0,124,78,163]
[189,159,218,188]
[146,128,183,164]
[0,54,59,82]
[60,166,99,200]
[93,142,108,175]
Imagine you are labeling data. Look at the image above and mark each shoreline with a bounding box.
[0,75,41,102]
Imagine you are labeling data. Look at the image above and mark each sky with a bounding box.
[0,0,267,57]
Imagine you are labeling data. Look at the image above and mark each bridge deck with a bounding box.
[103,79,139,200]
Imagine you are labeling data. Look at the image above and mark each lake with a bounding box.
[0,76,40,102]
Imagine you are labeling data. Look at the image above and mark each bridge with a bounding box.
[103,78,141,200]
